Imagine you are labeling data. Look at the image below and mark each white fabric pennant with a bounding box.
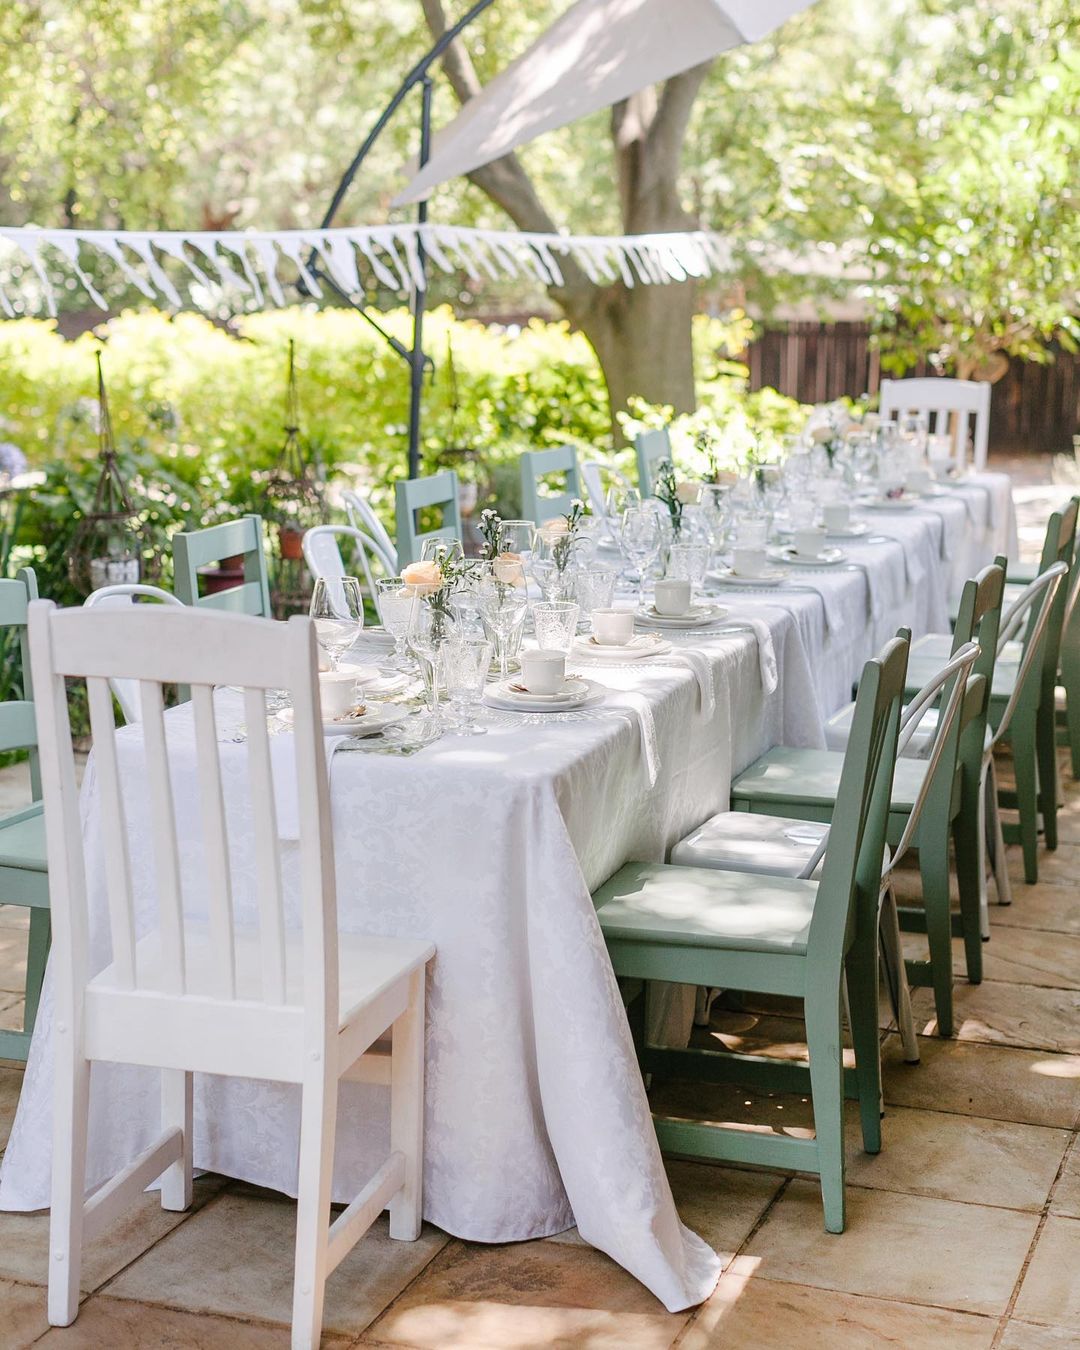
[0,223,733,315]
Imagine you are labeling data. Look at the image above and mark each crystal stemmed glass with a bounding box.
[309,576,364,670]
[375,577,413,669]
[420,537,464,566]
[477,559,529,679]
[407,592,457,727]
[443,638,493,735]
[500,520,536,559]
[619,506,661,610]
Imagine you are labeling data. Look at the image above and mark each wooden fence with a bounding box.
[745,322,1080,456]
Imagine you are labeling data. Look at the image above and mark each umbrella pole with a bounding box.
[407,76,434,481]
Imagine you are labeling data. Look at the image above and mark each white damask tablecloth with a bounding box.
[0,472,1016,1311]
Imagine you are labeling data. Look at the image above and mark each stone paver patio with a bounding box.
[0,458,1077,1347]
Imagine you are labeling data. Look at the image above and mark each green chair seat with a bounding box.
[731,746,931,818]
[594,862,820,956]
[0,804,47,872]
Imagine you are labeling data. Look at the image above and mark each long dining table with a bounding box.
[0,471,1016,1312]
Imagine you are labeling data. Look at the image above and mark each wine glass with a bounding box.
[407,593,457,727]
[375,577,413,669]
[420,536,464,566]
[477,559,529,679]
[619,507,661,610]
[500,520,536,558]
[443,638,493,735]
[309,576,364,670]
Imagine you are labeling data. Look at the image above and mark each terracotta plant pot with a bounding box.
[278,525,305,561]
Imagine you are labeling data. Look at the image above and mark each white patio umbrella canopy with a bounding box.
[395,0,813,205]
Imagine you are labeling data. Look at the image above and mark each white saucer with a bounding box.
[635,603,729,629]
[335,662,383,684]
[277,704,407,738]
[861,495,918,511]
[824,521,869,539]
[573,633,672,660]
[483,677,604,712]
[770,545,846,567]
[711,566,790,587]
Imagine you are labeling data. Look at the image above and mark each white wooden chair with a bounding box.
[879,377,991,472]
[303,524,397,601]
[342,490,398,573]
[82,584,184,724]
[29,602,434,1350]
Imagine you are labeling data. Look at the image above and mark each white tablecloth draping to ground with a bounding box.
[0,473,1016,1311]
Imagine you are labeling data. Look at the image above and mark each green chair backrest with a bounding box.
[994,561,1069,744]
[635,429,672,499]
[173,514,271,617]
[394,470,463,566]
[1036,497,1078,707]
[952,559,1006,790]
[0,567,40,796]
[809,631,910,966]
[519,447,582,526]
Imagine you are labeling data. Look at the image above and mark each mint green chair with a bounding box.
[173,514,272,617]
[0,567,49,1062]
[635,429,672,498]
[394,469,463,566]
[731,573,997,1037]
[519,447,582,526]
[593,634,909,1233]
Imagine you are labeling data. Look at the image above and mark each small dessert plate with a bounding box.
[573,633,672,660]
[276,704,407,738]
[710,566,790,587]
[823,521,869,539]
[635,603,729,629]
[483,677,603,712]
[769,545,846,567]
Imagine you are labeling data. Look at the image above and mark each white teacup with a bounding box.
[318,671,359,720]
[654,577,692,616]
[905,467,932,494]
[592,608,635,646]
[519,648,566,695]
[822,502,851,532]
[732,545,768,578]
[793,526,828,558]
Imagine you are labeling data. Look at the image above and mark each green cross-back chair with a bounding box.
[518,447,583,526]
[394,469,463,566]
[173,514,272,617]
[635,428,672,499]
[1000,497,1080,779]
[730,571,1000,1038]
[593,633,909,1234]
[0,567,49,1062]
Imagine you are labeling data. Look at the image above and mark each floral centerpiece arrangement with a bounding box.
[536,497,589,584]
[654,459,702,541]
[400,544,476,641]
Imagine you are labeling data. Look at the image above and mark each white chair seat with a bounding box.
[89,925,433,1026]
[670,811,827,878]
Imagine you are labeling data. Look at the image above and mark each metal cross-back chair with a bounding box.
[29,600,434,1348]
[302,524,396,602]
[342,489,398,573]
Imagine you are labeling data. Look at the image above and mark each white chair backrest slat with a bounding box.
[879,377,991,471]
[138,678,188,996]
[29,604,336,1023]
[85,676,137,989]
[190,684,237,1001]
[342,490,398,571]
[243,685,287,1003]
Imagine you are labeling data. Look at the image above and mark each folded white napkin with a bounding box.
[745,617,779,695]
[272,731,348,841]
[671,648,716,719]
[605,688,660,788]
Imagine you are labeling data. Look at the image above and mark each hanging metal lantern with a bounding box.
[264,339,327,557]
[68,351,146,595]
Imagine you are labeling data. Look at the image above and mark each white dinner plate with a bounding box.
[634,603,729,629]
[483,677,604,713]
[276,704,407,738]
[710,567,790,588]
[769,545,846,567]
[573,634,672,660]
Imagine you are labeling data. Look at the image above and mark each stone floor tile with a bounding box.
[0,906,30,931]
[665,1160,785,1263]
[845,1106,1069,1211]
[999,1318,1080,1349]
[903,929,1080,990]
[881,1035,1080,1129]
[0,1174,226,1291]
[362,1238,689,1349]
[1013,1215,1080,1328]
[650,1075,816,1136]
[745,1178,1038,1316]
[0,762,31,815]
[0,996,25,1034]
[1009,840,1080,888]
[0,1276,51,1349]
[1049,1138,1080,1219]
[910,981,1080,1054]
[0,926,27,994]
[1,1063,23,1151]
[680,1259,998,1349]
[990,885,1080,934]
[107,1192,449,1339]
[34,1295,354,1348]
